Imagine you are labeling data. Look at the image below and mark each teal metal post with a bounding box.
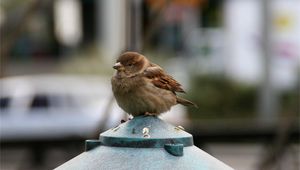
[55,116,233,170]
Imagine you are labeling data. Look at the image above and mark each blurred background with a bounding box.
[0,0,299,169]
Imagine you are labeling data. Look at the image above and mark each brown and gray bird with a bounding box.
[111,52,197,117]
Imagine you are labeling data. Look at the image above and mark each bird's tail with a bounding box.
[176,97,198,108]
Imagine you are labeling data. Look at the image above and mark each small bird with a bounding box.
[111,52,197,117]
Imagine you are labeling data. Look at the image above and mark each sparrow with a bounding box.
[111,52,197,117]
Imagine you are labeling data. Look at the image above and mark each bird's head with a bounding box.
[113,52,148,76]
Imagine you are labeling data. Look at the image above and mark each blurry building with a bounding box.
[1,0,299,123]
[2,0,298,88]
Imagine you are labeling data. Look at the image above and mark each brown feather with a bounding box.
[144,64,185,93]
[177,97,198,108]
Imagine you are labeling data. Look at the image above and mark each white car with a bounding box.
[0,74,188,142]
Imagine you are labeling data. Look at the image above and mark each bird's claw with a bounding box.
[120,117,132,123]
[144,112,156,116]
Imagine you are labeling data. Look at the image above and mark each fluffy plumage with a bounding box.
[111,52,196,116]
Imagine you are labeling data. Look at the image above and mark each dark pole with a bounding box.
[125,0,142,52]
[258,0,279,123]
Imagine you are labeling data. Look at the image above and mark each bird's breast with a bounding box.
[112,76,177,115]
[111,76,145,94]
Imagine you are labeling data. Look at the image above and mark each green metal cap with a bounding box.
[99,115,192,150]
[85,115,192,156]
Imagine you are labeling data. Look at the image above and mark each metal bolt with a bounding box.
[112,126,120,132]
[174,125,185,131]
[142,127,150,138]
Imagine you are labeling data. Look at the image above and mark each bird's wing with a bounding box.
[143,63,185,93]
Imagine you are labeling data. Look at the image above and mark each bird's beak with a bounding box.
[113,62,123,70]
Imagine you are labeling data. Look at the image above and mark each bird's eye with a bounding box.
[128,63,133,66]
